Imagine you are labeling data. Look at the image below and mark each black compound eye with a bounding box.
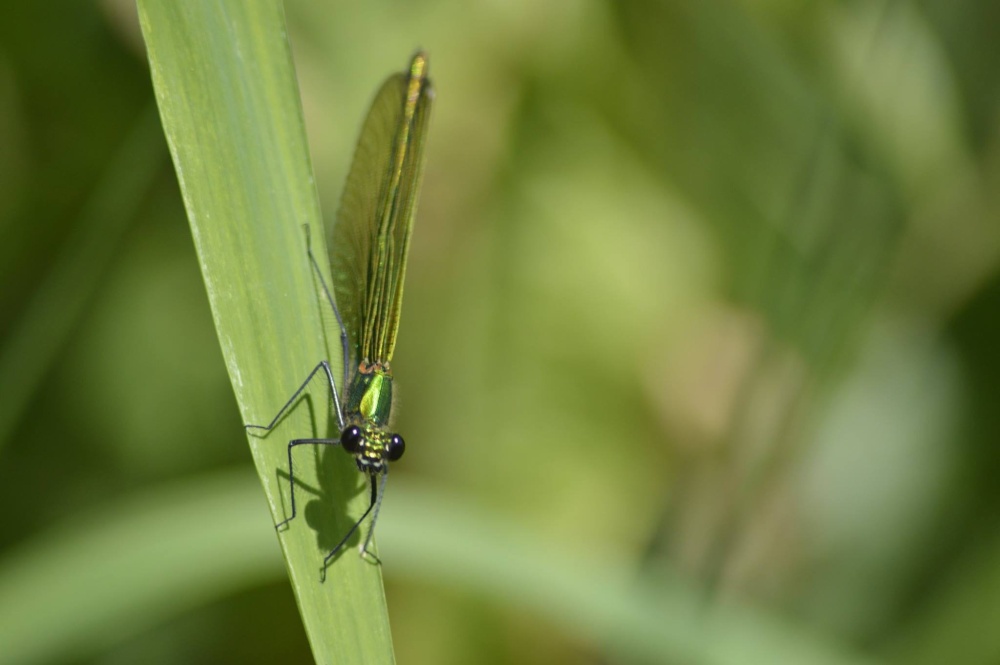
[387,434,405,462]
[340,426,363,454]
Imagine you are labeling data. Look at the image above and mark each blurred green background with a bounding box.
[2,0,1000,663]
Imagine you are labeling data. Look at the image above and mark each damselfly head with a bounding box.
[340,423,405,473]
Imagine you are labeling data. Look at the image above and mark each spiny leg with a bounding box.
[276,438,341,530]
[321,473,383,573]
[245,361,344,530]
[247,226,352,435]
[244,360,345,432]
[359,471,389,564]
[304,224,351,390]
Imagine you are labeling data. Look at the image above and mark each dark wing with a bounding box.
[329,52,433,368]
[369,54,433,364]
[329,70,407,369]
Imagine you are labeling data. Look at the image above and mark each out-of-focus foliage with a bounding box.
[1,0,999,663]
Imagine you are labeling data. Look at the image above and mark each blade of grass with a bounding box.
[136,1,394,662]
[0,106,164,451]
[0,470,279,665]
[0,472,878,665]
[883,527,1000,665]
[379,484,880,665]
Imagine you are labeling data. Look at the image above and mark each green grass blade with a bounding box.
[136,2,394,662]
[0,107,164,452]
[0,472,876,665]
[379,483,879,665]
[0,470,280,665]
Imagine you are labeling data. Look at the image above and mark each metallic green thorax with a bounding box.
[346,363,393,427]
